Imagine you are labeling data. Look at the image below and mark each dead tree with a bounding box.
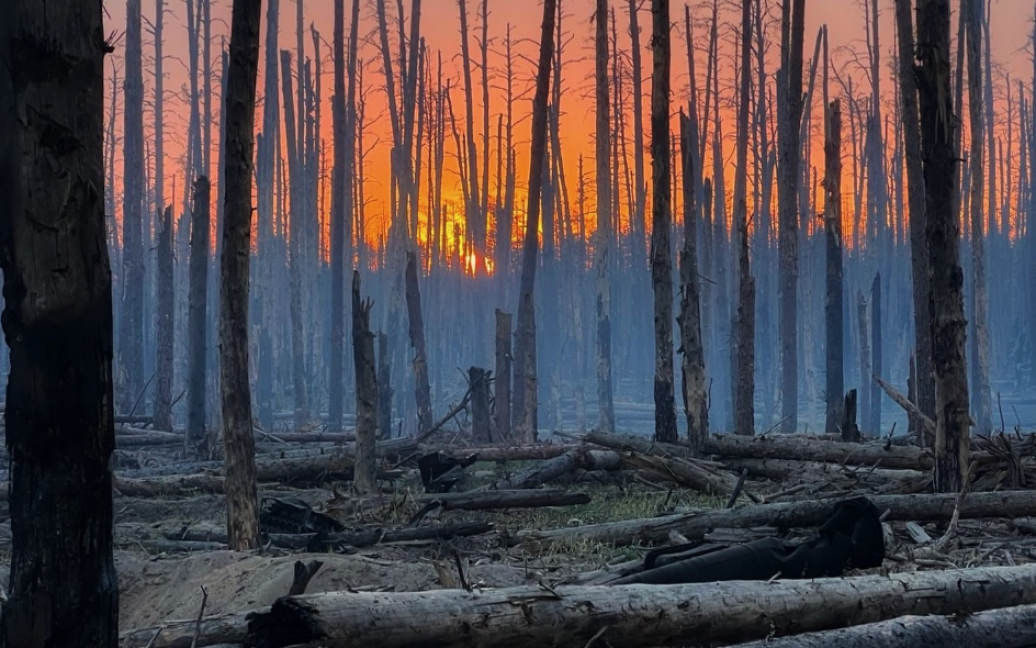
[650,0,677,443]
[894,0,935,426]
[777,0,805,433]
[965,0,992,435]
[870,272,882,432]
[495,309,512,439]
[470,367,491,443]
[678,111,708,452]
[628,0,647,265]
[595,0,615,434]
[824,99,845,437]
[405,250,433,435]
[328,0,347,434]
[732,0,755,437]
[352,271,378,493]
[155,206,175,431]
[186,177,211,459]
[219,0,263,550]
[916,0,970,492]
[512,0,557,443]
[0,2,118,643]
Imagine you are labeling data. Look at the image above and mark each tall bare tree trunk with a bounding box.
[405,250,433,434]
[650,0,677,443]
[628,0,647,267]
[495,309,512,439]
[155,206,175,431]
[219,0,263,550]
[121,0,145,412]
[595,0,615,434]
[870,272,882,432]
[678,112,708,451]
[0,2,118,642]
[894,0,935,427]
[328,0,347,434]
[512,0,557,443]
[965,0,992,435]
[352,271,377,493]
[916,0,969,492]
[733,0,755,437]
[825,98,845,438]
[777,0,805,433]
[187,177,211,458]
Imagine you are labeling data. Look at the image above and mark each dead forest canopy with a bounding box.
[8,0,1036,438]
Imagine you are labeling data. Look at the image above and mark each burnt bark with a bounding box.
[154,206,174,431]
[469,366,491,444]
[824,100,844,437]
[377,332,393,440]
[0,1,119,643]
[495,309,512,441]
[352,271,378,493]
[405,250,432,435]
[678,112,707,452]
[595,0,615,434]
[328,0,347,434]
[650,0,677,443]
[186,176,211,459]
[219,0,263,550]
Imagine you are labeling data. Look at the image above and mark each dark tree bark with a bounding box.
[377,332,393,440]
[824,100,845,438]
[154,206,175,431]
[186,176,211,459]
[870,272,882,432]
[650,0,677,443]
[219,0,263,550]
[495,309,512,440]
[352,271,378,493]
[595,0,615,434]
[777,0,805,434]
[470,367,491,444]
[120,0,145,412]
[405,250,433,435]
[0,0,118,643]
[678,112,707,452]
[512,0,556,443]
[328,0,347,435]
[916,0,969,492]
[894,0,935,426]
[627,0,647,267]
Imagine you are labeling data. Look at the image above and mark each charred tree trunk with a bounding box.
[377,332,392,440]
[870,272,882,432]
[678,112,707,452]
[732,0,755,437]
[965,0,992,435]
[894,0,935,426]
[916,0,969,492]
[186,177,211,459]
[470,367,491,444]
[595,0,615,434]
[405,250,433,435]
[824,100,845,437]
[512,0,556,443]
[650,0,677,443]
[628,0,647,267]
[0,1,118,643]
[219,0,263,550]
[120,0,145,413]
[154,206,175,431]
[328,0,347,434]
[352,271,378,493]
[495,309,512,440]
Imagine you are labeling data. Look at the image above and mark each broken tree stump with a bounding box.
[243,565,1036,648]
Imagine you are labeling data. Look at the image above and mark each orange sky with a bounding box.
[103,0,1036,260]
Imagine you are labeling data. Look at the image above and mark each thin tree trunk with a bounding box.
[405,250,432,435]
[328,0,347,434]
[121,0,146,412]
[916,0,969,492]
[870,272,882,432]
[352,271,378,493]
[650,0,677,443]
[894,0,935,426]
[377,332,393,440]
[186,177,211,458]
[219,0,263,550]
[495,309,512,440]
[825,99,845,437]
[512,0,557,443]
[965,0,992,435]
[628,0,647,267]
[595,0,615,434]
[0,1,118,642]
[155,206,175,431]
[470,367,491,443]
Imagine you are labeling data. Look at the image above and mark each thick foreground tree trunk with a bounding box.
[219,0,263,551]
[405,250,433,435]
[595,0,615,435]
[518,490,1036,547]
[824,100,844,437]
[731,603,1036,648]
[678,112,707,451]
[243,565,1036,648]
[0,0,119,643]
[352,271,378,493]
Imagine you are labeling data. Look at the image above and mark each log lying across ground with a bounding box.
[518,490,1036,547]
[415,489,590,510]
[241,565,1036,648]
[438,444,578,462]
[268,521,494,551]
[731,603,1036,648]
[702,434,931,470]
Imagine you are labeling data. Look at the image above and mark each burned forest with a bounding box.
[8,0,1036,646]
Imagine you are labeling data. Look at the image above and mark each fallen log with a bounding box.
[415,489,590,510]
[724,457,926,483]
[438,444,579,462]
[873,375,936,438]
[582,429,694,458]
[269,521,494,550]
[492,448,592,489]
[120,609,255,648]
[244,564,1036,648]
[517,490,1036,548]
[622,452,756,500]
[731,602,1036,648]
[702,434,930,470]
[116,434,184,447]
